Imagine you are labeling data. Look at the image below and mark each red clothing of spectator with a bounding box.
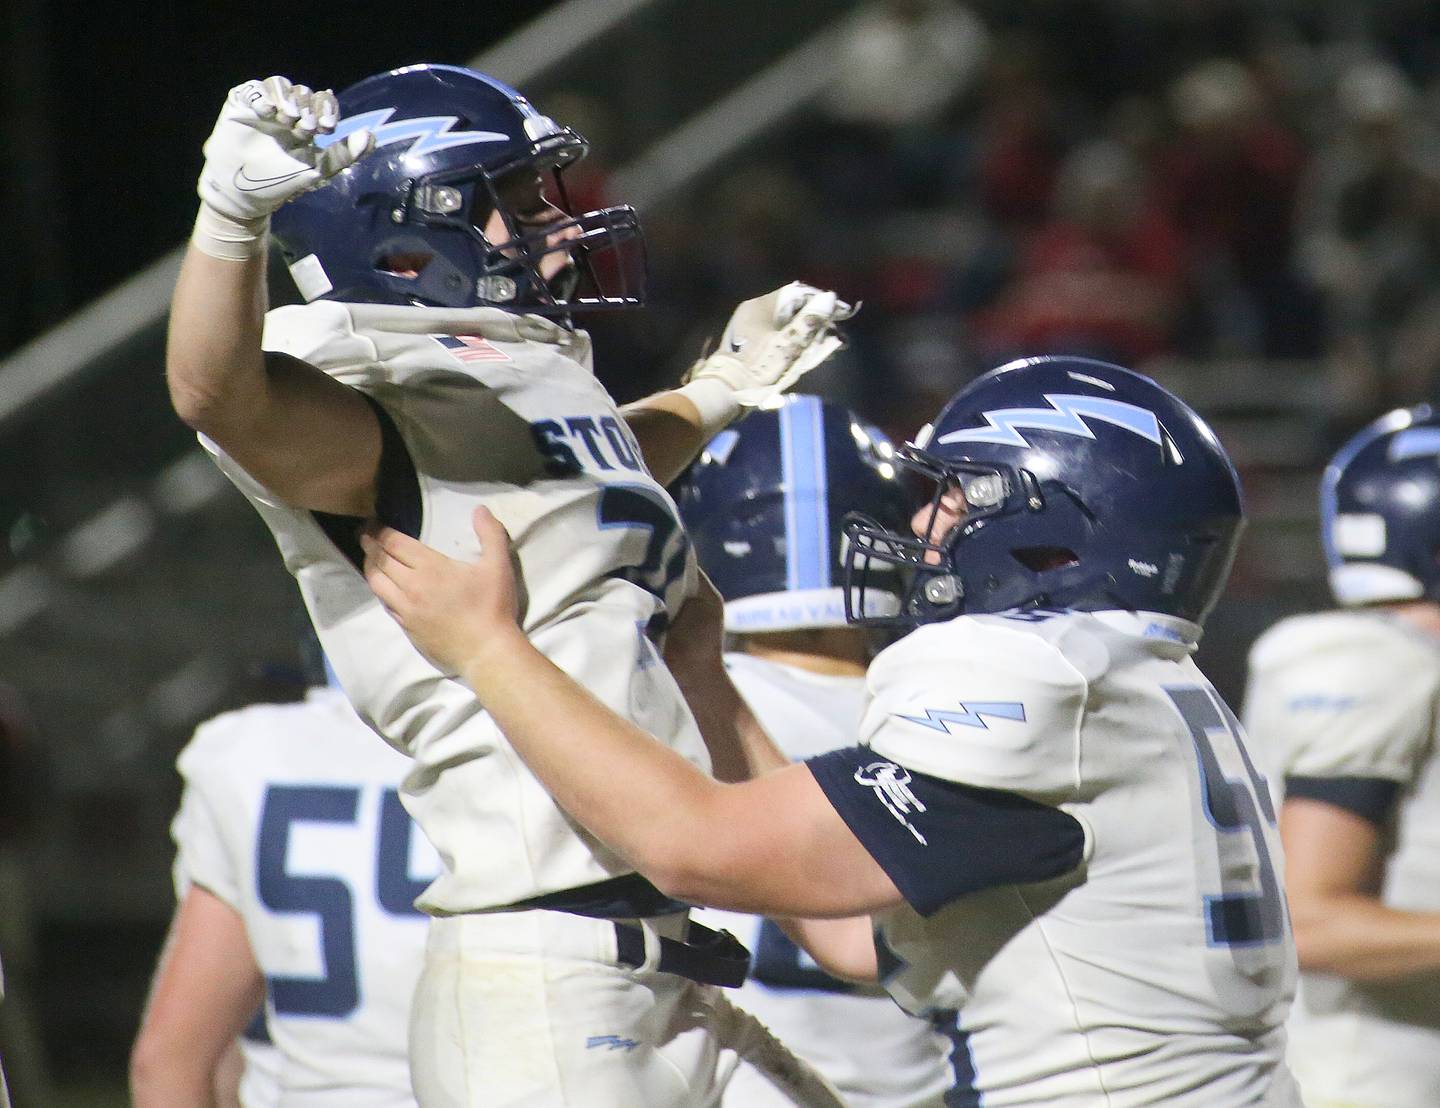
[1157,121,1305,280]
[978,205,1185,363]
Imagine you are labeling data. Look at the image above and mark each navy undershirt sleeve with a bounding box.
[807,746,1086,917]
[1284,774,1401,828]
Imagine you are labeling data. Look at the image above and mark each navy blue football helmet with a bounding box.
[1321,405,1440,605]
[844,356,1244,627]
[677,396,913,632]
[270,63,643,314]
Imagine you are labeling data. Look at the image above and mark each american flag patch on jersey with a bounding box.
[434,334,511,363]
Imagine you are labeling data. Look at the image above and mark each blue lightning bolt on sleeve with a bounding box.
[859,616,1089,798]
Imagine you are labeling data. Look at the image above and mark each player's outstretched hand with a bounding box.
[197,76,373,224]
[683,282,857,409]
[361,507,524,675]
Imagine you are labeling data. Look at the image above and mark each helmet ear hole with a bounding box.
[1012,546,1080,572]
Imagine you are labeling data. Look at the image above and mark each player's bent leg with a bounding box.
[411,910,836,1107]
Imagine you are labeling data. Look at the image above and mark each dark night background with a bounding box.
[0,0,559,358]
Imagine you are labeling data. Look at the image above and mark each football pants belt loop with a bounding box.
[613,920,751,988]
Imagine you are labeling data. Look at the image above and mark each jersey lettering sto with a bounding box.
[842,611,1299,1106]
[204,301,707,913]
[1245,610,1440,1108]
[172,687,440,1107]
[695,653,951,1108]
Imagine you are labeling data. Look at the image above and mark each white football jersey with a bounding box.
[1244,610,1440,1108]
[815,610,1300,1106]
[173,686,440,1106]
[204,302,707,913]
[695,653,951,1108]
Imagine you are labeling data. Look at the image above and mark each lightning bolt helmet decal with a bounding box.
[840,355,1244,628]
[937,394,1162,450]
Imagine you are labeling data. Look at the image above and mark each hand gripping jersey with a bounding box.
[204,300,707,913]
[172,687,440,1106]
[806,610,1300,1107]
[695,653,951,1108]
[1244,610,1440,1108]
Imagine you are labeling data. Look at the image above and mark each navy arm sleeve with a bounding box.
[807,746,1087,917]
[1284,775,1400,829]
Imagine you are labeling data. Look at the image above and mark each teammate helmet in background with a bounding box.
[677,395,913,632]
[1322,405,1440,605]
[844,356,1244,627]
[270,63,644,314]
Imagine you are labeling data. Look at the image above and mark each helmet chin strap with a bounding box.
[546,262,580,303]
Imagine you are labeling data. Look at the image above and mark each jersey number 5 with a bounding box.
[256,785,428,1017]
[1165,685,1287,949]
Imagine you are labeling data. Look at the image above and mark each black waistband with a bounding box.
[613,920,751,988]
[509,874,749,987]
[511,872,692,920]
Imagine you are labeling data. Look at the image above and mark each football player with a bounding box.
[130,668,439,1107]
[678,395,952,1107]
[167,67,849,1106]
[363,355,1304,1106]
[1243,406,1440,1108]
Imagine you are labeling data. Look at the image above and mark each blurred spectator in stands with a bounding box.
[1372,152,1440,409]
[1296,58,1440,413]
[823,0,989,131]
[808,0,989,211]
[972,33,1067,229]
[976,139,1184,365]
[1156,57,1318,358]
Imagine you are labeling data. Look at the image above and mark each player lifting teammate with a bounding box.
[363,355,1303,1106]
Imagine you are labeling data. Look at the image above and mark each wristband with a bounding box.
[191,204,270,262]
[673,376,743,437]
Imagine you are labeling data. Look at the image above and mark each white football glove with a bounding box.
[191,76,373,260]
[677,282,857,432]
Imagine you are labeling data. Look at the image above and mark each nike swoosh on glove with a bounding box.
[683,282,857,409]
[197,76,373,222]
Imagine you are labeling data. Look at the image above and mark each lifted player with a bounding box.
[364,356,1301,1106]
[168,66,849,1106]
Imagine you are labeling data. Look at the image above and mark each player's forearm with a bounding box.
[1290,893,1440,980]
[666,647,789,783]
[779,915,879,983]
[459,629,730,882]
[130,1061,222,1108]
[166,242,270,434]
[620,391,711,486]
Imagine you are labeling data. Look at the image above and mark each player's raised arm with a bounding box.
[167,77,379,515]
[621,282,854,484]
[360,508,903,920]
